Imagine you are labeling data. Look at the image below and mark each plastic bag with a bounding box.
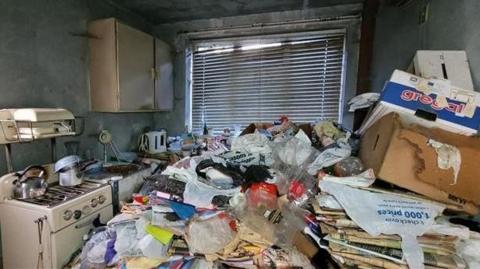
[232,133,272,155]
[113,218,148,257]
[162,161,241,208]
[286,167,318,206]
[183,178,241,208]
[138,234,169,258]
[294,129,311,145]
[276,137,313,167]
[266,168,289,195]
[80,229,116,269]
[307,144,351,175]
[320,181,445,269]
[348,92,380,112]
[185,212,236,254]
[215,150,273,167]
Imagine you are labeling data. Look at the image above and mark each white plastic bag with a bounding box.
[307,145,351,175]
[277,137,313,166]
[232,133,270,152]
[183,178,240,208]
[320,181,445,269]
[162,161,240,208]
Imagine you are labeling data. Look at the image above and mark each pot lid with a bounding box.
[55,155,81,172]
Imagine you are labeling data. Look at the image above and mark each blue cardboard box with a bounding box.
[359,70,480,136]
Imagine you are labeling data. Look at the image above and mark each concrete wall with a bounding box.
[0,0,157,174]
[153,5,363,135]
[372,0,480,92]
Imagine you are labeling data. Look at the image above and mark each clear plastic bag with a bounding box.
[185,212,236,254]
[273,137,314,167]
[137,234,169,258]
[113,218,148,257]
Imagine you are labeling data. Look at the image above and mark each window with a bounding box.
[190,31,346,134]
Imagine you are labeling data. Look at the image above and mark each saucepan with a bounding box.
[55,155,83,186]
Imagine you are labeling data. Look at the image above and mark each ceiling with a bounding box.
[109,0,364,25]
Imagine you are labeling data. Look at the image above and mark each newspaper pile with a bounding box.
[314,178,475,269]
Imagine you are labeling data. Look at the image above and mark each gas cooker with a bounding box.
[0,172,112,232]
[17,181,104,207]
[0,171,114,269]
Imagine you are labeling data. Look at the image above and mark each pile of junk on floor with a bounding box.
[72,70,480,269]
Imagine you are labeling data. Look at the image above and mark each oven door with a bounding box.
[50,205,113,268]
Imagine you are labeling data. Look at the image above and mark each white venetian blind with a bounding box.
[191,32,346,134]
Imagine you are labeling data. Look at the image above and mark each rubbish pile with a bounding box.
[72,110,480,269]
[75,57,480,268]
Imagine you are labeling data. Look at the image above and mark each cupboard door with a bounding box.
[117,22,154,111]
[155,39,174,110]
[88,18,118,112]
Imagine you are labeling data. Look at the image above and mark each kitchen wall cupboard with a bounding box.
[88,18,173,112]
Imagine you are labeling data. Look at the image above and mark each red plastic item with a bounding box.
[288,179,306,200]
[133,194,148,204]
[247,182,278,209]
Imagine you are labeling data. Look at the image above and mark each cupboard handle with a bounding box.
[150,68,156,80]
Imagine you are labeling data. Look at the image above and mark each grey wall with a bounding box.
[372,0,480,92]
[0,0,157,174]
[153,4,363,135]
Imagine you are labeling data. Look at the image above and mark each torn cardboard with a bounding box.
[360,112,480,215]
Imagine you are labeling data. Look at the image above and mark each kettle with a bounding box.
[13,165,48,199]
[139,131,167,154]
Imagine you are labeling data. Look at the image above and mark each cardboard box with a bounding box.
[408,50,474,91]
[358,70,480,136]
[360,112,480,215]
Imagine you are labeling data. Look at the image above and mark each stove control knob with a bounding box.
[63,210,73,221]
[98,195,106,205]
[83,205,92,215]
[90,198,98,208]
[74,210,82,220]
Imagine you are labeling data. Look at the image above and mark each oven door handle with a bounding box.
[75,214,101,229]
